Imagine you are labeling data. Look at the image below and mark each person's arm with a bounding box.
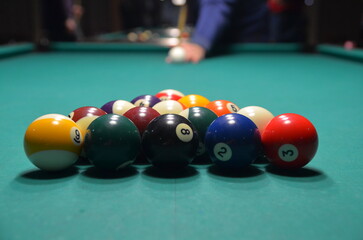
[171,0,237,63]
[62,0,77,33]
[191,0,237,52]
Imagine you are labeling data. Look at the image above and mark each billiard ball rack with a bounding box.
[24,89,318,175]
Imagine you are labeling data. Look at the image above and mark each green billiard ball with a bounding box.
[84,114,141,171]
[179,107,218,163]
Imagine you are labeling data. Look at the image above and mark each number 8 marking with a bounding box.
[176,123,193,142]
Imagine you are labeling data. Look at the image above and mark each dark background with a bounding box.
[0,0,362,47]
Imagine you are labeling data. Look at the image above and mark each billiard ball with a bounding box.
[24,114,83,171]
[123,107,161,136]
[237,106,274,134]
[142,114,199,169]
[179,107,218,163]
[206,100,240,117]
[262,113,318,169]
[168,46,186,63]
[205,113,262,169]
[124,107,161,164]
[178,94,210,108]
[157,89,184,98]
[68,106,107,136]
[84,114,141,171]
[131,95,161,107]
[152,100,185,115]
[101,100,135,115]
[155,92,183,101]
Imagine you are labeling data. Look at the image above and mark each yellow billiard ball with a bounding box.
[178,94,210,108]
[24,114,83,171]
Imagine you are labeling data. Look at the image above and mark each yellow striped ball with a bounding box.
[24,114,83,171]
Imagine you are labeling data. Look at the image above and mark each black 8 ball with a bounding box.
[142,114,199,169]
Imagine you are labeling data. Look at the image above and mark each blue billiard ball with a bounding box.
[205,113,262,169]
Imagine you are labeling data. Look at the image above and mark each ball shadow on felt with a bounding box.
[82,165,138,179]
[20,166,79,180]
[142,165,199,179]
[265,164,324,178]
[208,164,264,178]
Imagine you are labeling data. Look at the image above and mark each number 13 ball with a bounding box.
[261,113,318,169]
[24,114,83,171]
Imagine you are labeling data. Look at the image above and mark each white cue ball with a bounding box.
[168,46,186,63]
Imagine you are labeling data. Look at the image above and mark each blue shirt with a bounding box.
[191,0,304,51]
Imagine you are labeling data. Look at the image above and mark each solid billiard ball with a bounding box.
[24,114,83,171]
[142,114,199,169]
[152,100,185,115]
[124,107,161,164]
[262,113,318,169]
[179,107,218,163]
[205,113,262,169]
[168,46,186,63]
[237,106,274,134]
[84,114,141,171]
[206,100,240,117]
[68,106,107,136]
[123,107,161,136]
[101,100,135,115]
[178,94,210,108]
[131,95,161,107]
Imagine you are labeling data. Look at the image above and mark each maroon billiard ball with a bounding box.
[68,106,107,136]
[123,107,160,136]
[123,107,160,164]
[261,113,318,169]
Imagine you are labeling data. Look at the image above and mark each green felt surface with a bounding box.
[0,43,34,58]
[0,43,363,240]
[318,44,363,62]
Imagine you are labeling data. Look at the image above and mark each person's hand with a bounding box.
[65,18,77,33]
[166,42,206,64]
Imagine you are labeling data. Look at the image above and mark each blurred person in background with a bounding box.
[42,0,83,41]
[178,0,305,63]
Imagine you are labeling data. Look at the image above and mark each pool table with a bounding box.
[0,42,363,240]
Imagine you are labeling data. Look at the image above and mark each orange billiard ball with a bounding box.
[24,114,83,171]
[206,100,240,117]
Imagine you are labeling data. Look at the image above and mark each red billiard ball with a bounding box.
[206,100,240,117]
[261,113,318,169]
